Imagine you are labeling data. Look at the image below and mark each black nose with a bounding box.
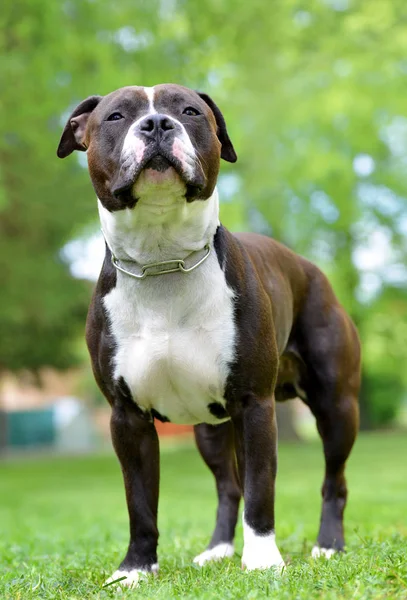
[139,114,175,137]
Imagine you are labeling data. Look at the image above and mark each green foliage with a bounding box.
[1,434,407,598]
[359,288,407,426]
[1,0,406,422]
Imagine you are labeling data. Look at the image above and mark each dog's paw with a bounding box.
[241,515,285,572]
[242,516,285,572]
[104,569,141,589]
[104,564,158,588]
[241,543,285,572]
[193,542,234,566]
[311,546,336,559]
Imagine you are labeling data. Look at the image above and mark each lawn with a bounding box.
[0,432,406,599]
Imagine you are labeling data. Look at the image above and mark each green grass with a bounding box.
[1,433,406,599]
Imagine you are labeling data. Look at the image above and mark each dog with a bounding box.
[57,83,360,587]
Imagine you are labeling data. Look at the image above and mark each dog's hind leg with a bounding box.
[308,390,359,557]
[193,421,241,565]
[297,286,361,557]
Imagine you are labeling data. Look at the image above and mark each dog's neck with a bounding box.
[98,187,220,264]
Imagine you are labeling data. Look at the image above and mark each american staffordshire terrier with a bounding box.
[57,83,360,586]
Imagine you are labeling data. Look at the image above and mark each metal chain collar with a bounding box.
[101,229,211,280]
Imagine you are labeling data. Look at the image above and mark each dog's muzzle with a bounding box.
[111,113,205,203]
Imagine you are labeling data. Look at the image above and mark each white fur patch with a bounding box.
[99,188,236,426]
[133,137,146,163]
[120,125,147,176]
[105,564,158,588]
[193,542,234,566]
[98,185,220,260]
[143,86,156,113]
[311,546,336,559]
[241,513,285,572]
[119,87,155,178]
[172,136,195,179]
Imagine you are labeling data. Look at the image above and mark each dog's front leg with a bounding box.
[230,393,285,572]
[106,399,160,588]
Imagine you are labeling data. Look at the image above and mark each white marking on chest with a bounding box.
[104,252,235,425]
[100,190,236,426]
[241,513,285,572]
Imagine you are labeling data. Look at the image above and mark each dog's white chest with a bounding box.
[103,252,236,425]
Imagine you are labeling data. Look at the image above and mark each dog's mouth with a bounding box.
[111,151,204,205]
[144,155,173,172]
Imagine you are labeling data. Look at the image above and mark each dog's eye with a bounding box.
[182,107,200,117]
[106,112,124,121]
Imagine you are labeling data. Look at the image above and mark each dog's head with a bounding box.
[57,84,237,211]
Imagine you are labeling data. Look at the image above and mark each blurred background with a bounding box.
[1,0,407,453]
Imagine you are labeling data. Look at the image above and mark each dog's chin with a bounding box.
[132,156,187,202]
[133,166,186,199]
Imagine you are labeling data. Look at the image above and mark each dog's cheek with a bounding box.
[87,147,113,200]
[198,144,221,199]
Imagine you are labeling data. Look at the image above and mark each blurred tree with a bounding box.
[0,0,187,370]
[1,0,406,425]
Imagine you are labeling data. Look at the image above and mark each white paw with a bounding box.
[104,564,158,588]
[193,542,234,566]
[311,546,336,559]
[241,514,285,572]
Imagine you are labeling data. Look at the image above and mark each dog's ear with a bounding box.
[197,92,237,163]
[57,95,103,158]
